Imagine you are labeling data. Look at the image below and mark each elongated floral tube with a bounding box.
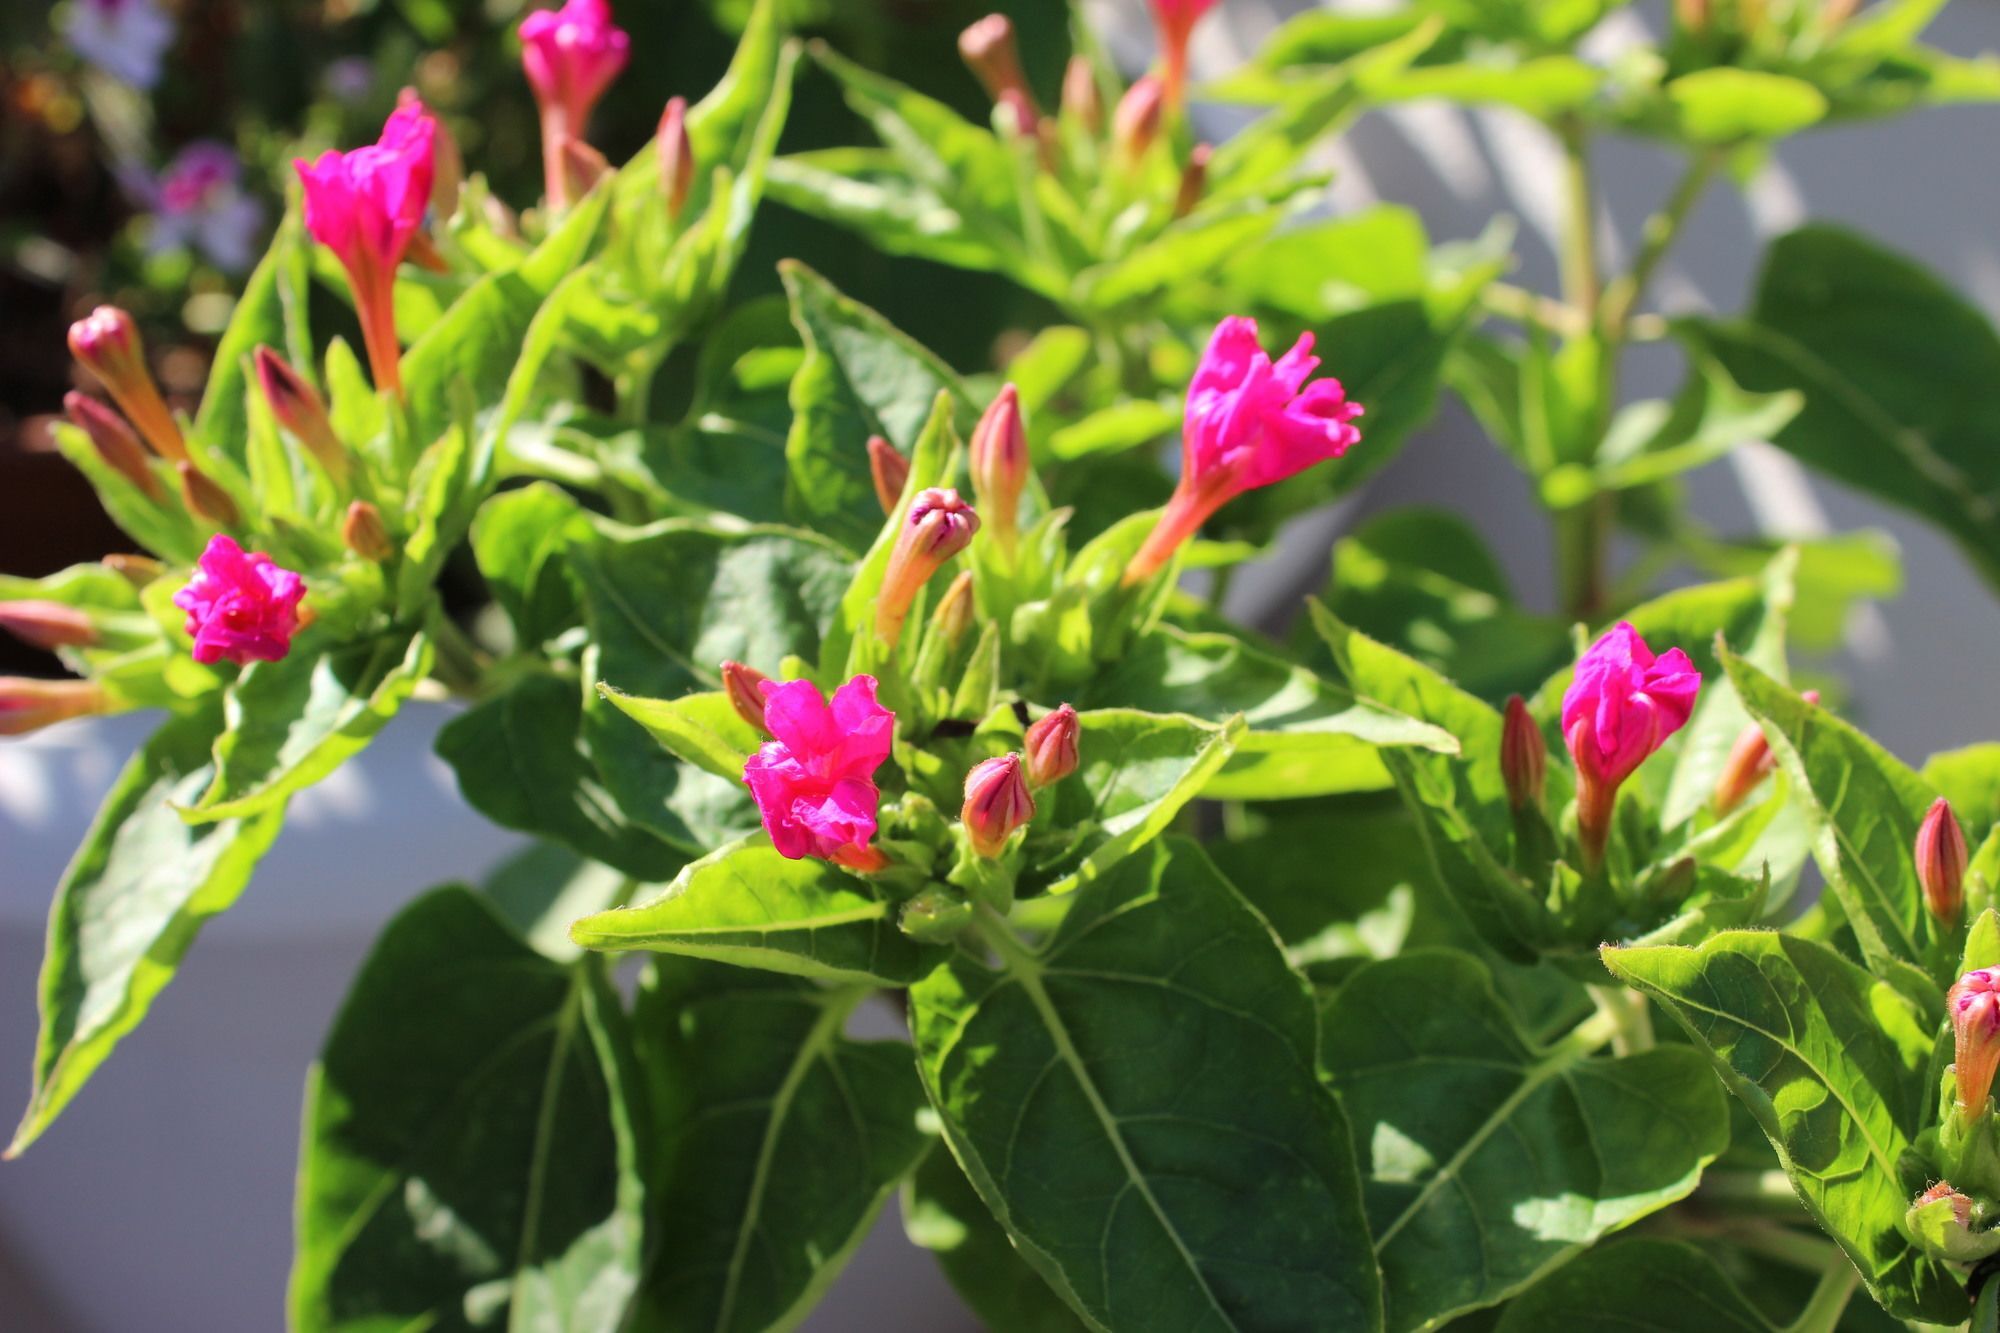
[960,15,1035,110]
[64,391,162,499]
[176,461,239,528]
[342,501,393,562]
[929,570,976,650]
[742,675,894,867]
[1500,695,1544,811]
[68,307,185,462]
[520,0,629,209]
[721,660,773,734]
[172,534,306,665]
[0,602,99,651]
[969,384,1027,550]
[657,96,693,219]
[1561,622,1701,871]
[1147,0,1217,108]
[1920,797,1969,927]
[1061,55,1102,134]
[0,678,108,737]
[254,346,348,485]
[1712,689,1818,816]
[877,489,979,647]
[1953,970,2000,1113]
[964,754,1034,857]
[1112,75,1164,169]
[1124,316,1362,586]
[868,435,909,515]
[295,101,436,397]
[1024,704,1079,788]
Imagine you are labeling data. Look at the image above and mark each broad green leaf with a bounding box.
[597,687,759,784]
[1592,351,1803,495]
[1602,930,1963,1324]
[10,708,286,1156]
[1664,69,1829,143]
[902,1147,1087,1333]
[189,627,432,822]
[780,262,971,551]
[471,482,594,650]
[1047,399,1181,462]
[1492,1239,1776,1333]
[435,671,686,882]
[912,838,1382,1333]
[1726,647,1950,987]
[1682,226,2000,593]
[480,842,632,965]
[1325,950,1729,1332]
[570,839,940,986]
[1923,744,2000,837]
[1376,55,1602,117]
[1075,205,1286,312]
[628,960,928,1333]
[1082,625,1457,800]
[291,887,643,1332]
[49,422,202,565]
[194,216,312,467]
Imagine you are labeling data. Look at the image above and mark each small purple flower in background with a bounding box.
[140,142,264,273]
[321,57,376,106]
[61,0,176,90]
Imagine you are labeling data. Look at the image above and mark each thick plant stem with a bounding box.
[1784,1259,1859,1333]
[1601,149,1722,341]
[1586,983,1653,1056]
[1556,497,1610,621]
[1556,118,1602,318]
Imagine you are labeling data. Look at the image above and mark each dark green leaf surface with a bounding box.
[1924,743,2000,839]
[629,960,928,1333]
[903,1146,1088,1333]
[912,839,1382,1333]
[1603,931,1963,1324]
[291,887,643,1332]
[1492,1239,1776,1333]
[1325,950,1729,1332]
[11,708,286,1156]
[571,839,940,986]
[472,483,594,650]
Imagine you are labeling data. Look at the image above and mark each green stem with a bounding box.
[429,613,490,697]
[1586,983,1654,1056]
[1600,149,1722,342]
[1482,282,1590,338]
[1556,117,1602,318]
[614,359,658,428]
[1784,1258,1859,1333]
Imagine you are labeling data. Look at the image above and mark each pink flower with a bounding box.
[1124,316,1362,585]
[1147,0,1219,106]
[1952,969,2000,1113]
[294,100,436,396]
[963,754,1035,858]
[144,141,263,273]
[876,489,980,647]
[742,675,895,868]
[520,0,629,207]
[172,534,306,666]
[1561,622,1700,869]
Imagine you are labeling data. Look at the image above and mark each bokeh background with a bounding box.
[3,0,1998,1328]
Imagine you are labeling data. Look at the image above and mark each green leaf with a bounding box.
[1594,351,1802,494]
[780,261,971,551]
[48,422,202,565]
[1602,930,1963,1324]
[435,671,686,882]
[1663,69,1830,144]
[1682,226,2000,593]
[194,216,312,468]
[1726,646,1950,987]
[189,627,432,822]
[903,1147,1088,1333]
[1325,950,1729,1332]
[912,838,1382,1333]
[10,708,287,1156]
[290,887,644,1332]
[627,959,928,1332]
[1924,744,2000,837]
[1493,1239,1777,1333]
[570,838,941,986]
[1082,625,1458,801]
[597,686,759,784]
[471,482,594,650]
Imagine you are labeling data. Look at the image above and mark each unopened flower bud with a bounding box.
[970,384,1028,551]
[64,392,162,499]
[963,753,1034,857]
[1712,690,1819,816]
[1024,703,1079,788]
[0,602,99,651]
[1061,55,1102,135]
[722,660,773,734]
[0,677,108,736]
[177,461,240,528]
[868,435,910,515]
[254,346,349,486]
[1907,1182,1999,1263]
[1951,969,2000,1113]
[341,500,394,561]
[1500,694,1545,811]
[1174,142,1212,218]
[1920,797,1970,928]
[559,135,612,202]
[959,14,1034,108]
[68,306,186,462]
[929,571,976,650]
[829,842,891,874]
[658,96,694,219]
[102,554,164,585]
[1113,75,1165,167]
[876,488,979,647]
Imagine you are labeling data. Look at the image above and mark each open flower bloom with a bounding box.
[1561,622,1701,869]
[295,100,436,396]
[1953,969,2000,1114]
[743,675,895,870]
[519,0,630,208]
[1147,0,1218,107]
[63,0,175,90]
[142,141,264,273]
[172,534,306,666]
[1124,316,1362,585]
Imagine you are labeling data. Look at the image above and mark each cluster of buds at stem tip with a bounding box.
[1712,689,1818,816]
[721,660,773,735]
[964,753,1035,857]
[1500,695,1545,812]
[868,435,909,515]
[1952,969,2000,1114]
[1919,797,1969,928]
[0,602,99,652]
[0,678,109,737]
[1024,704,1080,789]
[657,97,693,220]
[342,501,394,562]
[876,489,979,648]
[1061,56,1102,135]
[970,385,1027,551]
[254,346,349,486]
[68,307,186,463]
[65,391,162,500]
[1113,75,1165,168]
